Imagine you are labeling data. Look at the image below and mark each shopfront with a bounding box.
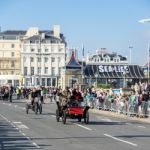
[84,64,144,88]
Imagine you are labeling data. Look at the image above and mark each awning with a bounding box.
[84,65,144,79]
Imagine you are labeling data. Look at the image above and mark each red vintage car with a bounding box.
[56,101,90,124]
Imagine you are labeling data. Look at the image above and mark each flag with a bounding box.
[82,45,84,57]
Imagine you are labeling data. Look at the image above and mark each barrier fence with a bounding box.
[90,98,150,118]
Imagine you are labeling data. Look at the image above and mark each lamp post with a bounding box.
[95,73,98,88]
[129,46,133,64]
[123,71,126,88]
[139,18,150,83]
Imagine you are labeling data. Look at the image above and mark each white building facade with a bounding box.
[86,48,128,65]
[21,26,66,87]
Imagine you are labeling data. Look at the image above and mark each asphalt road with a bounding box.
[0,99,150,150]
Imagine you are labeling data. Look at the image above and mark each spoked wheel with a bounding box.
[78,116,82,122]
[26,104,29,114]
[35,103,38,114]
[62,111,67,124]
[84,111,89,124]
[39,104,42,114]
[56,109,60,122]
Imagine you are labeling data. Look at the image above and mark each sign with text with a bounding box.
[98,65,129,73]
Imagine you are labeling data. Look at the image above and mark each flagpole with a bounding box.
[82,44,84,85]
[148,43,150,83]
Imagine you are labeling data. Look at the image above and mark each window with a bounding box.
[44,67,48,74]
[11,52,15,57]
[45,48,48,52]
[37,67,41,74]
[58,57,60,62]
[52,67,55,76]
[37,57,41,62]
[58,48,62,52]
[11,44,15,48]
[117,59,120,62]
[23,57,26,62]
[30,57,34,62]
[31,67,34,75]
[38,49,41,53]
[31,49,34,52]
[52,57,55,62]
[11,71,14,75]
[58,67,61,75]
[24,67,27,75]
[44,57,48,63]
[11,61,15,67]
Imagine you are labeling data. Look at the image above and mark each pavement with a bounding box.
[0,99,150,150]
[90,108,150,124]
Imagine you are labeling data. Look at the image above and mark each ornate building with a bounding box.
[21,25,67,87]
[86,48,128,65]
[0,31,25,86]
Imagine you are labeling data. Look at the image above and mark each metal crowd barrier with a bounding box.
[91,98,150,118]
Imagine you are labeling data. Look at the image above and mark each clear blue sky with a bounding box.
[0,0,150,65]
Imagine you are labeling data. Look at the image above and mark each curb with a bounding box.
[89,109,150,124]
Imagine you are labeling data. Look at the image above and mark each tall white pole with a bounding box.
[148,43,150,83]
[129,46,133,64]
[82,44,84,85]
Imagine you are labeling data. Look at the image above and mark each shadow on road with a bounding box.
[87,121,126,125]
[116,135,150,138]
[0,118,51,150]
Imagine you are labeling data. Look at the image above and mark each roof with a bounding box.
[25,34,66,44]
[0,30,66,44]
[84,65,144,79]
[66,51,81,69]
[90,53,127,61]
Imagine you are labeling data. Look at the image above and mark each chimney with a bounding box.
[25,27,39,37]
[53,25,60,38]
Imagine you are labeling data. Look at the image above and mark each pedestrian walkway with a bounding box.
[90,108,150,124]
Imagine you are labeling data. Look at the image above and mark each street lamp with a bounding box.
[123,71,126,88]
[95,73,98,88]
[129,46,133,64]
[139,18,150,83]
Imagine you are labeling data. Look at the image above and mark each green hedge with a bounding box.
[97,84,112,89]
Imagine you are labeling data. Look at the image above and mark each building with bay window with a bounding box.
[21,25,66,87]
[0,31,25,86]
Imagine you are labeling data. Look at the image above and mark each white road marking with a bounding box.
[104,134,137,147]
[137,125,146,128]
[22,133,26,136]
[18,125,29,129]
[32,142,40,149]
[74,123,92,131]
[13,121,29,129]
[126,123,132,125]
[27,137,31,140]
[51,115,56,118]
[13,121,22,124]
